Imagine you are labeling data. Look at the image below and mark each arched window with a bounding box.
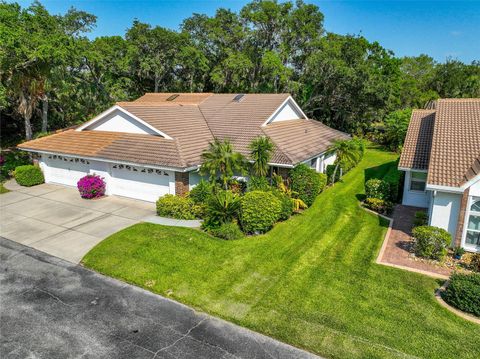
[466,198,480,247]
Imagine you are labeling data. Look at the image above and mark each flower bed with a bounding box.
[77,174,106,199]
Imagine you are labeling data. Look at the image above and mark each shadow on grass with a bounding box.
[364,160,399,182]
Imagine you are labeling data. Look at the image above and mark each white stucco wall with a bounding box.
[469,177,480,197]
[429,191,462,243]
[268,100,303,123]
[189,171,209,190]
[85,109,157,135]
[401,171,430,208]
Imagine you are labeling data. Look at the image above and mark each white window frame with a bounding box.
[409,171,427,192]
[463,197,480,251]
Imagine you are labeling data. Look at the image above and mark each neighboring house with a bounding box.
[18,93,348,202]
[399,98,480,253]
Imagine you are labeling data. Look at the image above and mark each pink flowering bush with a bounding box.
[77,174,106,199]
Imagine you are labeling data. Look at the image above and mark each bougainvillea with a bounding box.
[77,174,106,199]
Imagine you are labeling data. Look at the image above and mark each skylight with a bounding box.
[166,94,179,101]
[233,94,245,102]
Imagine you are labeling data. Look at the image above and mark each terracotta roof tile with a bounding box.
[428,99,480,187]
[19,93,349,170]
[399,110,435,171]
[263,119,350,164]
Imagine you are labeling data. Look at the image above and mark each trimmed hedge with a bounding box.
[14,165,44,187]
[290,164,327,207]
[365,179,390,200]
[240,190,281,234]
[364,198,393,215]
[442,273,480,317]
[156,194,200,220]
[412,225,451,260]
[210,222,243,240]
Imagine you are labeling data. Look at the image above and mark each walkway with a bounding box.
[377,204,452,278]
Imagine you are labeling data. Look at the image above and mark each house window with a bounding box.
[310,158,317,169]
[410,172,427,191]
[465,198,480,247]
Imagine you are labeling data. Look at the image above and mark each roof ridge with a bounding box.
[173,138,188,168]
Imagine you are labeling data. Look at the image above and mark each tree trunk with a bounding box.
[331,162,339,185]
[24,115,33,140]
[154,74,159,93]
[41,96,48,133]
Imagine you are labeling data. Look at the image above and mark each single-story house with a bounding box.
[399,98,480,253]
[18,93,348,202]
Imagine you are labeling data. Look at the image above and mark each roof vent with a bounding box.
[233,94,245,102]
[166,94,179,101]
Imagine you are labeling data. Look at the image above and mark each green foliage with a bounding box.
[188,180,212,205]
[326,164,341,183]
[382,162,402,202]
[365,179,390,200]
[205,190,240,224]
[327,139,364,184]
[468,253,480,272]
[210,221,243,240]
[0,151,31,181]
[442,273,480,317]
[156,194,200,220]
[364,198,393,215]
[272,189,294,221]
[247,176,271,192]
[14,165,44,187]
[413,211,428,227]
[240,191,281,234]
[289,164,326,206]
[249,136,274,177]
[412,226,451,261]
[383,109,412,151]
[453,246,465,258]
[0,182,9,194]
[199,139,247,189]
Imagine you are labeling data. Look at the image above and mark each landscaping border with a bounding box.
[434,281,480,325]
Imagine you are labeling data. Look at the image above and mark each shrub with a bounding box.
[365,179,390,200]
[206,190,240,224]
[382,163,402,202]
[14,165,45,187]
[156,194,198,220]
[210,222,243,240]
[290,164,327,206]
[465,253,480,272]
[412,225,451,260]
[364,198,393,215]
[1,151,30,181]
[247,176,271,192]
[272,189,294,220]
[442,273,480,317]
[188,180,212,204]
[413,211,428,227]
[77,174,106,199]
[240,191,281,234]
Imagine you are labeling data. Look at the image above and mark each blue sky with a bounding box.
[15,1,480,63]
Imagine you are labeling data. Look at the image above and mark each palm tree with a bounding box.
[327,139,362,185]
[249,136,274,177]
[200,138,246,189]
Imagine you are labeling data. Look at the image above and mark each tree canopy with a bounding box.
[1,0,479,145]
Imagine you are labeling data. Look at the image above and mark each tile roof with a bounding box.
[263,119,350,164]
[19,93,348,170]
[428,99,480,187]
[18,130,186,168]
[400,99,480,188]
[398,110,435,171]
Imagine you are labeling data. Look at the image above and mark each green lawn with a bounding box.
[83,148,479,359]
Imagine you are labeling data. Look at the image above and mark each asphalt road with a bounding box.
[0,237,320,359]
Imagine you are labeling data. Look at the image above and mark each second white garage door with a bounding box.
[109,165,173,202]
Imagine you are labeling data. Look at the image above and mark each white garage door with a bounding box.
[43,156,90,187]
[110,165,172,202]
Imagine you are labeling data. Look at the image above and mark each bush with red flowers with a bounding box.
[77,174,106,199]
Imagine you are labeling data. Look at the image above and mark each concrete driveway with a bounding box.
[0,181,154,263]
[0,238,320,359]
